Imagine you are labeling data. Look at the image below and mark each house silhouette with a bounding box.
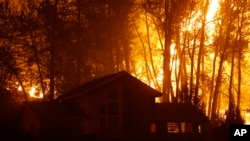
[57,71,209,141]
[17,71,209,141]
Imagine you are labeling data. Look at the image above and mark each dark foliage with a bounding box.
[0,87,19,136]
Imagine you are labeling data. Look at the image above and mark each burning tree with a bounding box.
[132,0,250,124]
[0,0,250,124]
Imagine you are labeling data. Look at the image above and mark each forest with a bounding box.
[0,0,250,125]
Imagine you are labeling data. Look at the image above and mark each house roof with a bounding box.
[57,71,162,101]
[22,101,89,119]
[151,103,209,123]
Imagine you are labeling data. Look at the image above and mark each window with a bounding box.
[167,122,179,133]
[198,125,201,133]
[186,123,193,133]
[181,122,186,133]
[150,123,156,133]
[180,122,193,133]
[99,89,120,137]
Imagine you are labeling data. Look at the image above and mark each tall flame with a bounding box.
[206,0,220,44]
[132,0,250,121]
[245,112,250,125]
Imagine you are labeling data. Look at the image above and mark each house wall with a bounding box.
[18,106,40,136]
[18,107,86,140]
[147,121,207,141]
[39,119,84,140]
[122,80,156,140]
[74,80,123,139]
[71,78,159,140]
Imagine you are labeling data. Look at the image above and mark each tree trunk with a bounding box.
[211,15,232,120]
[211,54,224,120]
[49,39,55,100]
[30,31,46,99]
[133,22,151,83]
[208,44,218,118]
[16,74,28,101]
[162,0,172,102]
[122,38,130,72]
[145,9,161,90]
[189,32,198,103]
[228,38,236,122]
[47,0,59,101]
[194,0,209,106]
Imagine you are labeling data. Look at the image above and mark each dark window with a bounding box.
[186,123,193,133]
[108,102,119,115]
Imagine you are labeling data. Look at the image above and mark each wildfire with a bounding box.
[28,86,43,99]
[133,0,221,94]
[206,0,220,44]
[245,112,250,125]
[17,85,22,91]
[17,84,43,99]
[132,0,250,122]
[6,0,249,123]
[206,0,220,21]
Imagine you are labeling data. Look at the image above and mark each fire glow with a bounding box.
[132,0,250,121]
[133,0,221,101]
[9,0,249,122]
[28,86,43,99]
[245,112,250,125]
[18,85,43,99]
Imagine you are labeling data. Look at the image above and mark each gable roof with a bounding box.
[57,71,162,101]
[22,101,88,119]
[151,103,209,123]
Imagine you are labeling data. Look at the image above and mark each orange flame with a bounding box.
[245,112,250,125]
[132,0,250,120]
[17,84,43,99]
[28,86,43,99]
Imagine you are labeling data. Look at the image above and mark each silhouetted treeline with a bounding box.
[0,0,134,100]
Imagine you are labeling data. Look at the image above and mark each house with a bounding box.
[16,101,89,141]
[57,71,162,140]
[57,71,209,141]
[148,103,209,141]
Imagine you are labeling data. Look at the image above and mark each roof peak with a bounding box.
[57,71,162,101]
